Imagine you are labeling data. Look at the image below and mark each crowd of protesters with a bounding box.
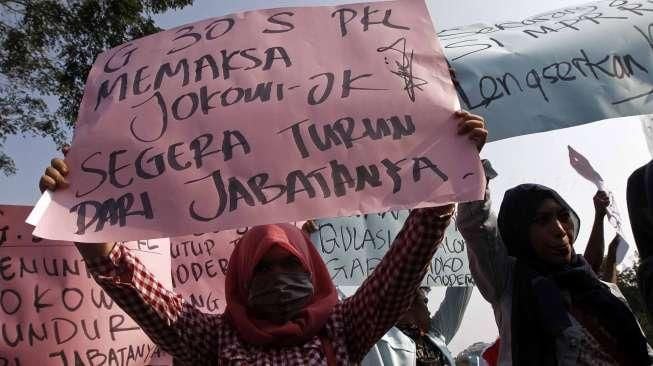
[36,104,653,365]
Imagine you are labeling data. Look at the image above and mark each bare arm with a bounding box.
[584,191,609,274]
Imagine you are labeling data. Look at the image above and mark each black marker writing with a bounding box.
[377,38,428,102]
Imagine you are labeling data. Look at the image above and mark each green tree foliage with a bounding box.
[0,0,193,176]
[616,259,653,344]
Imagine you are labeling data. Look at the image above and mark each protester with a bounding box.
[458,163,652,365]
[39,111,487,364]
[361,286,473,366]
[627,160,653,317]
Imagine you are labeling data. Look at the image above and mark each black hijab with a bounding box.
[627,160,653,259]
[498,184,649,366]
[628,160,653,319]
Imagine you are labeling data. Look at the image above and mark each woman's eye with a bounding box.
[533,216,549,225]
[284,257,301,267]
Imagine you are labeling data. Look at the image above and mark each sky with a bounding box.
[2,0,652,358]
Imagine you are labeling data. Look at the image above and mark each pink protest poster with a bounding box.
[0,205,172,365]
[169,232,235,314]
[31,0,484,242]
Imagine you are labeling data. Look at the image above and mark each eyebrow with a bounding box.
[534,210,555,217]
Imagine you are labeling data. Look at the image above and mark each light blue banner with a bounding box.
[310,210,473,287]
[440,0,653,141]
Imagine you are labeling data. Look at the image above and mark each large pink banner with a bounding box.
[31,0,484,242]
[0,206,172,365]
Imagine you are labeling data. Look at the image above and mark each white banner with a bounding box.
[441,0,653,141]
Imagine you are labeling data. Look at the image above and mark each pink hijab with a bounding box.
[224,224,338,346]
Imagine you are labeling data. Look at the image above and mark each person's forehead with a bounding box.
[535,198,564,213]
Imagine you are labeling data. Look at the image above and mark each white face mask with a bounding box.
[247,271,314,323]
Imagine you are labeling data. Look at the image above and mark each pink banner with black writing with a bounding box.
[169,232,234,315]
[0,205,172,365]
[30,0,483,242]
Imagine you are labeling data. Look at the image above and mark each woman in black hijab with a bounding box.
[458,165,651,366]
